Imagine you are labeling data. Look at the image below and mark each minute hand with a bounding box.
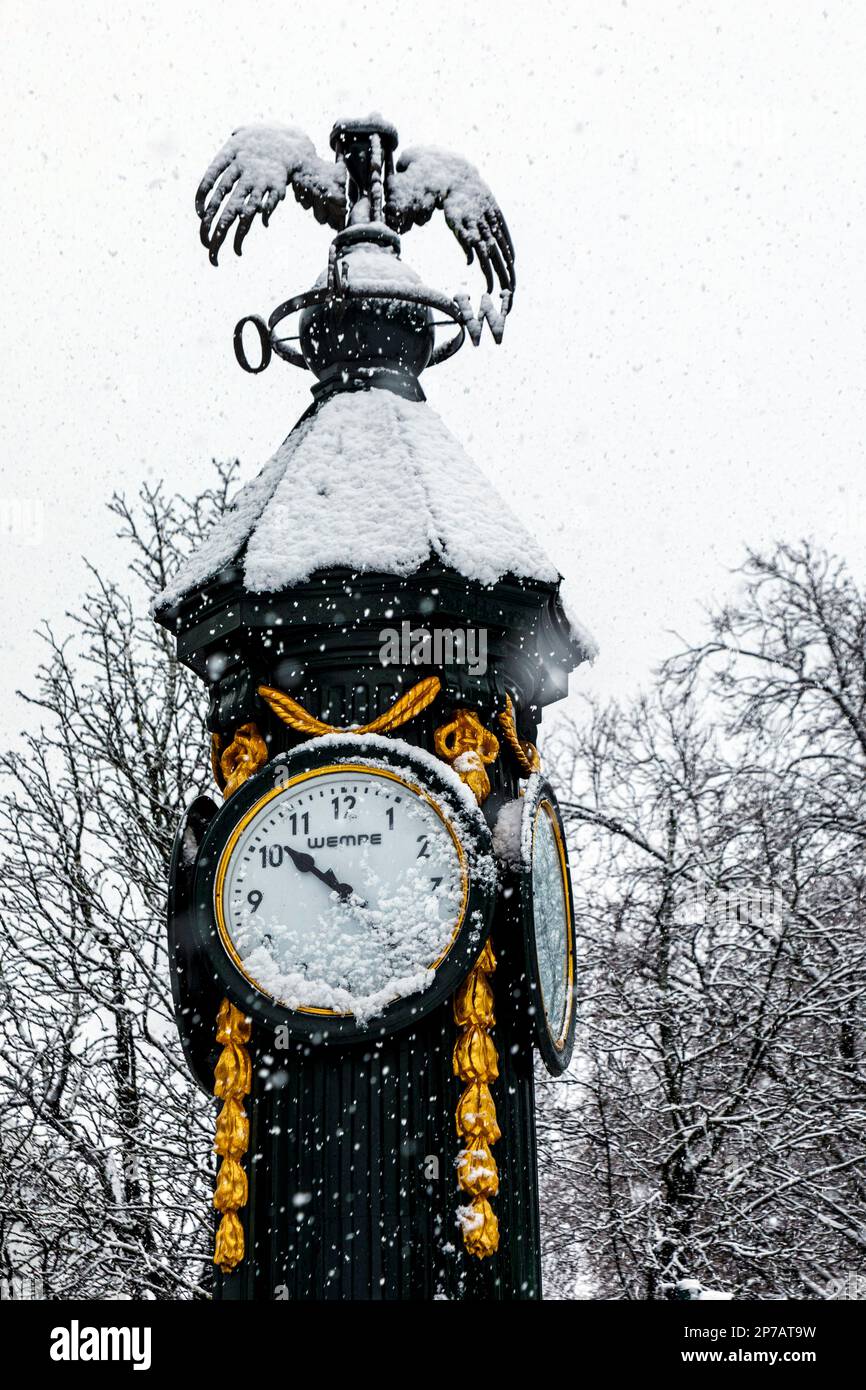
[285,846,358,902]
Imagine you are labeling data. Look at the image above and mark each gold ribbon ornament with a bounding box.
[258,674,441,738]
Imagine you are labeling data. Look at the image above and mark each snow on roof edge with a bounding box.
[154,389,595,660]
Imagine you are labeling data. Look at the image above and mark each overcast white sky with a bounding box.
[2,0,865,743]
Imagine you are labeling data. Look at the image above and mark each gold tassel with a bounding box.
[214,1157,248,1210]
[456,1138,500,1198]
[214,1211,245,1273]
[258,675,441,739]
[453,968,495,1028]
[434,712,502,1258]
[455,1082,501,1142]
[213,999,252,1273]
[498,693,540,776]
[458,1197,500,1259]
[434,709,500,803]
[215,1096,249,1158]
[453,940,501,1258]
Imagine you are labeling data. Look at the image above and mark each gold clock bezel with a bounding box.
[214,761,470,1017]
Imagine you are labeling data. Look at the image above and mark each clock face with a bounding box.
[509,777,576,1073]
[530,799,573,1050]
[214,763,468,1021]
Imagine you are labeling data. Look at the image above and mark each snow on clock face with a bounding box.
[214,763,468,1022]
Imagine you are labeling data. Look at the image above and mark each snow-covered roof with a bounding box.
[156,387,567,608]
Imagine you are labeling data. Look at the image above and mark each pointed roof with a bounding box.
[157,387,580,608]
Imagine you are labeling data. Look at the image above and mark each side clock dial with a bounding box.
[511,776,577,1074]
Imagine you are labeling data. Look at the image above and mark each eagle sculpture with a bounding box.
[195,118,515,299]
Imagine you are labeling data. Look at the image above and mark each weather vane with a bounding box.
[194,114,516,387]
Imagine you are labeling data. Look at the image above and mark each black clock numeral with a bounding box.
[247,890,263,913]
[259,845,284,869]
[386,806,394,830]
[289,811,310,836]
[416,835,430,860]
[331,794,358,821]
[430,877,443,891]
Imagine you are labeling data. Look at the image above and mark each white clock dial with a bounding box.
[531,800,573,1046]
[215,763,467,1020]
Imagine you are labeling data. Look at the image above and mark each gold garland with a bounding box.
[453,940,500,1257]
[498,693,540,776]
[433,708,500,803]
[258,675,441,739]
[432,705,502,1258]
[208,721,262,1276]
[211,722,269,799]
[213,999,252,1273]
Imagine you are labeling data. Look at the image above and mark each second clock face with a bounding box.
[531,799,572,1047]
[215,763,467,1020]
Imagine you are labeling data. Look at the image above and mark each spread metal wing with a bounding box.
[196,124,347,264]
[386,145,515,296]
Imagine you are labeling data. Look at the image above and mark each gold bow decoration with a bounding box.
[213,999,252,1273]
[433,708,500,803]
[498,693,540,776]
[258,675,442,739]
[211,722,269,799]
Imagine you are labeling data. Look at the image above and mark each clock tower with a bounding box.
[155,114,593,1300]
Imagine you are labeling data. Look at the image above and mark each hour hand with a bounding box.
[285,846,361,903]
[285,847,317,876]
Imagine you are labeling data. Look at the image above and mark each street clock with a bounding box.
[157,110,592,1299]
[187,737,497,1044]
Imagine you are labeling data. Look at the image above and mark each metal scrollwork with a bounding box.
[233,315,273,374]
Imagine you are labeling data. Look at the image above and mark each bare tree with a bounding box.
[0,464,238,1299]
[539,542,866,1300]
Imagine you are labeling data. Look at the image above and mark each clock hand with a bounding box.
[285,846,316,875]
[320,865,351,896]
[285,846,364,905]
